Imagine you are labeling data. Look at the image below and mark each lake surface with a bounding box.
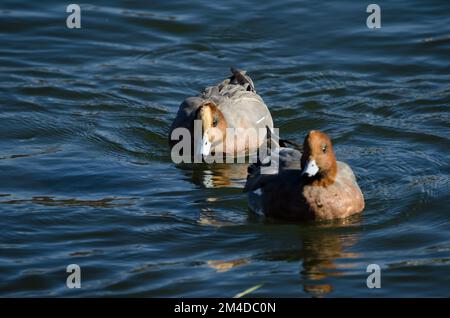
[0,0,449,297]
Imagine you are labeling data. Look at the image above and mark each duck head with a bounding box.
[301,130,337,186]
[195,102,227,156]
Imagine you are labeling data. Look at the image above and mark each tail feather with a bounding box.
[230,67,255,92]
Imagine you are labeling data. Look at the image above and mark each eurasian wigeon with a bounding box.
[169,68,273,158]
[244,130,365,220]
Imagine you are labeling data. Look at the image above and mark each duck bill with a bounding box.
[196,134,212,157]
[302,159,319,177]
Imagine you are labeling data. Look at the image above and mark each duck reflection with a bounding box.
[176,162,249,188]
[259,216,362,297]
[300,227,360,296]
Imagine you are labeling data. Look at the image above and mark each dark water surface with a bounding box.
[1,0,449,297]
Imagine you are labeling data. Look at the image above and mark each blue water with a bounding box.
[0,0,449,297]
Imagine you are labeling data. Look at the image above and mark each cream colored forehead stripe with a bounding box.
[201,106,213,127]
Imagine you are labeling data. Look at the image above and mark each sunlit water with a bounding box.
[0,0,449,297]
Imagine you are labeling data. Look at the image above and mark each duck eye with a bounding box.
[322,144,327,153]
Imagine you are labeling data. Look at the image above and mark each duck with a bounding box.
[169,68,273,159]
[244,130,365,221]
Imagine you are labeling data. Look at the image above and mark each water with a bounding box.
[0,0,449,297]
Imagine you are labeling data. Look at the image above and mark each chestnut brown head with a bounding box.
[301,130,337,185]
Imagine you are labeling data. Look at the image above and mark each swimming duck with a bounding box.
[169,68,273,158]
[244,130,365,220]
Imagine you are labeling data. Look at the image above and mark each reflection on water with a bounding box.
[177,162,249,188]
[207,258,250,273]
[254,217,362,297]
[300,227,360,296]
